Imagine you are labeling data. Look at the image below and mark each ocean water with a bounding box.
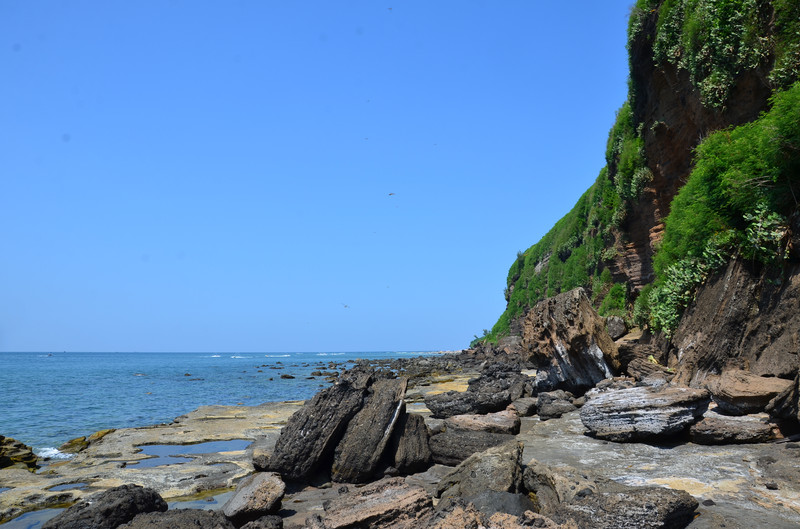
[0,351,426,458]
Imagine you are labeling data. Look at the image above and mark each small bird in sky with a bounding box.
[388,192,395,196]
[341,303,350,309]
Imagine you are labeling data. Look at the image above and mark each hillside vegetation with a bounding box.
[481,0,800,345]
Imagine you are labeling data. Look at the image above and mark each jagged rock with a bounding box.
[0,435,37,470]
[467,364,531,401]
[626,356,674,384]
[251,441,273,472]
[705,370,793,416]
[523,459,599,516]
[520,288,620,394]
[584,377,637,398]
[424,390,510,419]
[459,491,538,518]
[436,441,523,500]
[267,378,368,481]
[689,411,775,444]
[42,484,167,529]
[241,516,282,529]
[331,378,408,483]
[222,472,285,526]
[606,316,627,340]
[766,373,799,422]
[429,428,516,466]
[509,397,538,417]
[551,486,698,529]
[671,259,800,384]
[119,509,236,529]
[313,477,432,529]
[443,410,520,434]
[580,386,710,442]
[537,391,577,421]
[390,412,432,474]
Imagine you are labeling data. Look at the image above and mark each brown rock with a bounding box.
[314,477,432,529]
[509,397,538,417]
[689,411,775,444]
[443,410,520,435]
[0,435,37,471]
[222,472,285,526]
[523,459,599,516]
[520,288,619,394]
[766,373,800,422]
[331,378,407,483]
[436,441,523,500]
[706,370,793,415]
[120,509,235,529]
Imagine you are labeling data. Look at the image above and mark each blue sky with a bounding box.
[1,1,632,352]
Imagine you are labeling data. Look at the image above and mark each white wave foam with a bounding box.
[36,447,73,460]
[265,354,290,358]
[317,353,345,356]
[211,355,221,358]
[230,355,251,359]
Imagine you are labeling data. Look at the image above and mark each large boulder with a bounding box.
[606,316,628,340]
[705,370,793,415]
[390,412,432,474]
[331,378,408,483]
[429,428,516,466]
[267,378,368,481]
[119,509,236,529]
[688,411,775,444]
[42,484,167,529]
[580,386,710,442]
[309,477,432,529]
[443,410,520,435]
[551,486,698,529]
[467,364,531,401]
[520,288,619,394]
[523,459,599,516]
[766,373,800,422]
[424,390,510,419]
[222,472,285,526]
[436,441,523,500]
[537,391,577,421]
[0,435,37,471]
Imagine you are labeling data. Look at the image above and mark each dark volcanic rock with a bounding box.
[606,316,627,340]
[705,370,793,416]
[436,441,523,500]
[42,484,167,529]
[520,288,620,394]
[552,486,698,529]
[390,412,432,474]
[509,397,538,417]
[429,428,516,466]
[467,364,531,401]
[267,379,368,481]
[424,390,510,419]
[537,391,577,421]
[222,472,285,526]
[241,516,282,529]
[331,378,408,483]
[580,385,710,442]
[119,509,235,529]
[689,411,775,444]
[313,477,433,529]
[0,435,37,470]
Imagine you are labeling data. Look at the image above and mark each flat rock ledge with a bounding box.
[580,385,710,442]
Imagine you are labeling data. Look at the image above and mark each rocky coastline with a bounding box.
[2,288,799,528]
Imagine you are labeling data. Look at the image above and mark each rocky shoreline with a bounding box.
[2,289,799,528]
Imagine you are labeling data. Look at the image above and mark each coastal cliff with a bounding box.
[485,0,800,383]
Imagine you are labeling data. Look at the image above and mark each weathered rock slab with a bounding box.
[509,397,538,417]
[429,428,516,466]
[222,472,285,526]
[436,441,523,499]
[424,390,510,419]
[537,391,577,421]
[331,378,408,483]
[580,386,710,442]
[42,484,167,529]
[688,411,775,444]
[706,370,793,416]
[267,380,368,481]
[390,412,432,474]
[312,477,432,529]
[523,459,599,516]
[443,410,520,434]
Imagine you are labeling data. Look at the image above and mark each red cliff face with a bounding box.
[610,9,774,289]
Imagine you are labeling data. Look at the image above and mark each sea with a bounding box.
[0,351,430,459]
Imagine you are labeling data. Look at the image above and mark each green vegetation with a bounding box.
[644,82,800,336]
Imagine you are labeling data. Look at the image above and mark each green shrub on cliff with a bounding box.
[645,82,800,335]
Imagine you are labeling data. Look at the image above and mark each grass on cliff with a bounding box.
[642,81,800,335]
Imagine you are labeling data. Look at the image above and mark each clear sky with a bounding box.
[1,1,633,353]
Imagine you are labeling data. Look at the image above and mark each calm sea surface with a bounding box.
[0,351,428,457]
